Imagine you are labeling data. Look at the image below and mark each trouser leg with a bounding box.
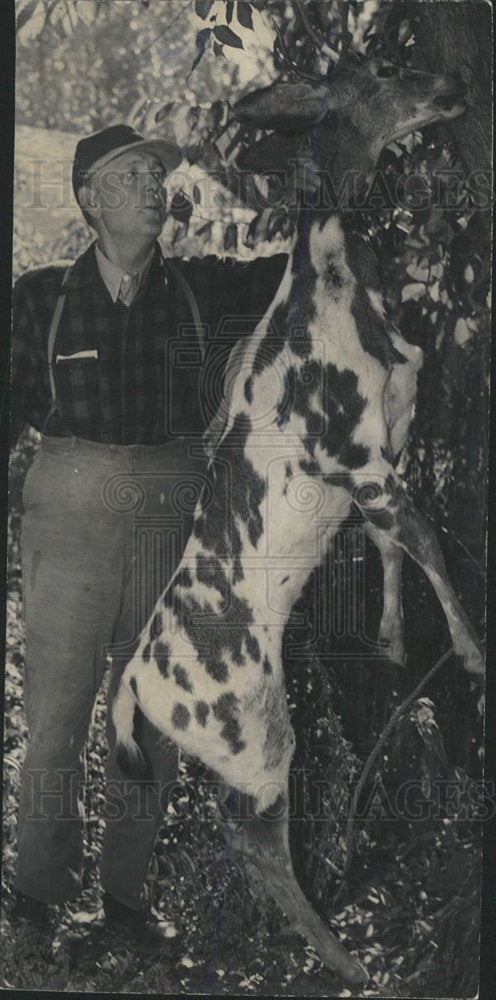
[15,448,125,903]
[101,674,179,910]
[101,445,210,909]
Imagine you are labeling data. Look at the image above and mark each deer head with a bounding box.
[234,55,466,184]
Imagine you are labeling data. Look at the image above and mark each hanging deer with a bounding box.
[112,52,482,987]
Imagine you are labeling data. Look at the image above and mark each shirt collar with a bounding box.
[94,242,156,303]
[61,241,167,297]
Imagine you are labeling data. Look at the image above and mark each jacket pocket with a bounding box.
[56,350,98,362]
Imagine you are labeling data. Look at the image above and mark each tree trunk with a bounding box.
[407,1,492,234]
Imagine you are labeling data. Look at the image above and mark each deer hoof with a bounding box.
[460,644,485,676]
[344,957,369,989]
[378,629,405,667]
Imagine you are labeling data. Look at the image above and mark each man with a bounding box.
[10,124,286,948]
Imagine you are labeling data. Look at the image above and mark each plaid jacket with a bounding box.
[11,241,287,445]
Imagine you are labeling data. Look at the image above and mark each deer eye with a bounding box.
[376,64,399,78]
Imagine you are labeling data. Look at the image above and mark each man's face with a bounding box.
[88,149,167,240]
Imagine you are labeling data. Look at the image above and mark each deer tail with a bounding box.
[112,672,153,781]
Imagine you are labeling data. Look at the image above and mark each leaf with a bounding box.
[268,207,292,241]
[195,220,213,239]
[454,318,472,347]
[170,190,193,224]
[213,41,225,58]
[206,99,225,128]
[245,212,264,247]
[171,223,187,247]
[237,3,254,29]
[16,0,39,32]
[189,27,211,76]
[401,282,426,302]
[155,102,176,124]
[226,1,234,24]
[195,0,214,18]
[193,184,202,204]
[43,0,60,27]
[214,24,244,48]
[406,259,430,282]
[196,27,212,53]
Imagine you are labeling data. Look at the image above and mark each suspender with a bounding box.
[165,259,205,360]
[42,264,73,434]
[42,257,205,435]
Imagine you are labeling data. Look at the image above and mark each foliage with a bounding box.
[15,0,267,134]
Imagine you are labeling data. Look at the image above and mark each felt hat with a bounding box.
[72,123,182,200]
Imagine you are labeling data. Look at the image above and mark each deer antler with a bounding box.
[294,0,340,62]
[272,18,322,83]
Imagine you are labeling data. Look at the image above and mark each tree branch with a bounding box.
[342,647,455,875]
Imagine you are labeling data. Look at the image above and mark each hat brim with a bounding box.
[86,138,183,179]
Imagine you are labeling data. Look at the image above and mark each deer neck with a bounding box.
[311,117,378,212]
[286,120,402,372]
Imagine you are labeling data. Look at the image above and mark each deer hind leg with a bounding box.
[353,474,484,675]
[114,673,368,985]
[365,522,406,666]
[229,789,368,988]
[365,335,421,666]
[385,333,423,463]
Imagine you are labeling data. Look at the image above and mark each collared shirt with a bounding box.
[95,242,155,306]
[11,242,288,446]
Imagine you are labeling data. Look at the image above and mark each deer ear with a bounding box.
[235,82,322,130]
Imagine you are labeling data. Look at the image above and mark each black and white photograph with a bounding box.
[1,0,492,995]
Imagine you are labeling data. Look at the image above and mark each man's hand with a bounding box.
[9,418,26,450]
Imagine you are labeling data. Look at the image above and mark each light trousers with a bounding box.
[15,433,209,908]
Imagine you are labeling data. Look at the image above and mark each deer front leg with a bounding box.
[352,475,484,675]
[365,522,406,666]
[229,790,369,989]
